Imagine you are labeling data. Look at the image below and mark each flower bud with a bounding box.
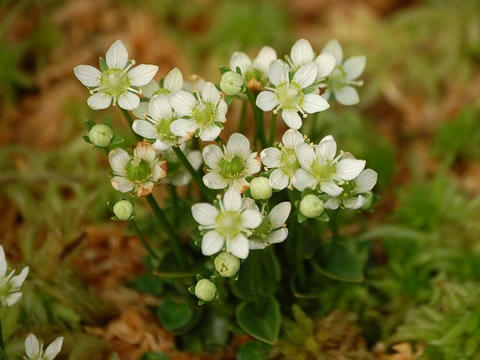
[250,177,273,200]
[113,200,133,220]
[300,194,324,218]
[220,71,243,96]
[194,279,216,302]
[88,124,113,147]
[214,252,240,277]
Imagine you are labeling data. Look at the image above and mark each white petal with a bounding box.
[10,267,29,288]
[170,90,196,116]
[216,99,228,120]
[316,135,337,160]
[203,172,228,189]
[269,169,289,190]
[320,181,343,196]
[302,94,329,114]
[128,64,159,87]
[199,125,222,141]
[253,46,277,73]
[170,119,197,137]
[203,144,224,169]
[149,95,172,120]
[201,82,221,104]
[249,240,266,250]
[140,79,160,99]
[293,169,316,191]
[108,148,130,175]
[132,120,157,139]
[132,102,149,119]
[118,92,140,110]
[290,39,315,67]
[242,197,258,211]
[87,92,112,110]
[44,337,64,360]
[268,202,291,228]
[335,86,359,106]
[164,67,183,92]
[246,154,261,175]
[106,40,129,69]
[134,141,156,162]
[0,246,6,277]
[152,161,167,180]
[293,63,317,88]
[241,209,263,229]
[295,143,315,169]
[229,178,249,192]
[282,129,304,148]
[315,53,336,78]
[268,60,290,86]
[336,159,366,180]
[281,110,302,129]
[111,176,134,193]
[355,169,377,193]
[266,228,288,244]
[25,334,41,358]
[322,39,343,64]
[73,65,101,87]
[227,234,249,259]
[222,189,242,211]
[192,203,218,226]
[344,195,365,209]
[343,56,366,80]
[5,293,22,306]
[229,51,252,75]
[226,133,250,159]
[256,91,278,111]
[260,147,281,168]
[187,150,203,170]
[325,197,340,210]
[202,231,224,256]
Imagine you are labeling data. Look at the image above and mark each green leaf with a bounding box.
[132,272,164,296]
[140,352,168,360]
[313,241,364,283]
[157,299,193,331]
[236,341,271,360]
[236,296,281,344]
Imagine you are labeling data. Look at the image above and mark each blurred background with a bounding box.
[1,0,480,359]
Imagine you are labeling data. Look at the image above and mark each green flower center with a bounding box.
[341,181,356,198]
[275,82,304,110]
[279,148,299,177]
[219,155,246,179]
[126,158,151,182]
[155,117,177,142]
[252,217,272,241]
[310,160,336,182]
[328,67,347,91]
[154,88,171,97]
[101,69,130,98]
[193,102,216,126]
[215,210,243,238]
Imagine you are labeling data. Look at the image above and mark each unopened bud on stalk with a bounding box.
[88,124,113,147]
[214,252,240,277]
[194,279,216,302]
[300,194,324,218]
[250,177,273,200]
[220,71,244,96]
[113,200,133,220]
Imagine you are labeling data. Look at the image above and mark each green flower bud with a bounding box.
[300,194,324,218]
[113,200,133,220]
[194,279,216,302]
[220,71,243,96]
[250,177,273,200]
[88,124,113,147]
[214,252,240,277]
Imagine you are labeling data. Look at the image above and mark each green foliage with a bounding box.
[236,341,271,360]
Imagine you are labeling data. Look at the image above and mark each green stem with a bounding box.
[0,314,9,360]
[330,210,339,241]
[246,88,267,148]
[269,112,277,146]
[131,219,159,260]
[120,108,142,140]
[237,99,247,133]
[153,270,197,279]
[295,224,306,290]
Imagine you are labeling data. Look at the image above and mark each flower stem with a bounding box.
[329,210,340,241]
[0,314,9,360]
[295,224,306,290]
[131,219,159,260]
[269,112,277,146]
[120,108,142,140]
[237,99,247,133]
[245,88,267,148]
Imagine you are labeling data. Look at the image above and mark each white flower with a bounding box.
[288,39,336,78]
[74,40,158,110]
[202,133,260,191]
[161,147,203,186]
[170,82,228,141]
[230,46,277,84]
[260,129,305,190]
[138,67,183,99]
[0,245,29,307]
[321,39,366,106]
[256,59,329,129]
[191,190,262,259]
[325,168,377,210]
[132,95,188,151]
[293,135,366,196]
[108,141,167,197]
[25,333,63,360]
[246,202,291,250]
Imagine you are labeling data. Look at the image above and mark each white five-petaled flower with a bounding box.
[74,40,158,111]
[191,190,263,259]
[108,142,167,197]
[230,46,277,84]
[256,59,330,129]
[132,95,188,151]
[25,333,63,360]
[260,129,305,190]
[162,147,203,186]
[287,38,337,80]
[0,245,29,307]
[321,39,366,106]
[293,135,366,196]
[325,168,377,210]
[169,82,228,141]
[202,133,260,192]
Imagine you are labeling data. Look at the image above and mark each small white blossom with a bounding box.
[288,39,336,77]
[293,135,366,196]
[108,142,167,197]
[191,189,263,259]
[321,39,366,106]
[202,133,260,191]
[230,46,277,86]
[0,245,29,307]
[170,82,228,141]
[74,40,158,110]
[162,147,203,186]
[260,129,305,190]
[325,168,377,210]
[24,333,63,360]
[139,67,183,99]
